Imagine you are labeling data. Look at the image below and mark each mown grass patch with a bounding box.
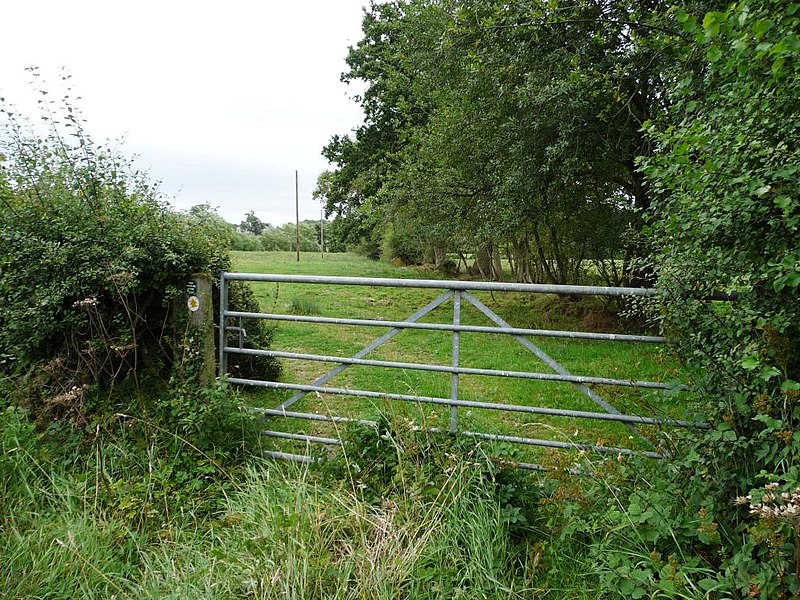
[230,252,692,466]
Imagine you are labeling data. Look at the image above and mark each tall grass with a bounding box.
[133,460,531,599]
[1,408,134,598]
[1,405,550,599]
[1,382,716,599]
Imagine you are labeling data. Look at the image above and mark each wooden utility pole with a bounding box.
[295,170,300,262]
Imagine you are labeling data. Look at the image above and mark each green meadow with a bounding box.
[230,251,691,466]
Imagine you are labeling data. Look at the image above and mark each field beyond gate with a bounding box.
[227,252,704,468]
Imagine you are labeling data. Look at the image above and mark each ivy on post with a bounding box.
[185,274,216,385]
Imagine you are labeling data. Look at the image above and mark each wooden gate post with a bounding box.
[185,273,216,385]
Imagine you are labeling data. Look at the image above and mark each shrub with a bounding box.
[231,231,262,251]
[436,258,458,276]
[0,75,278,426]
[381,222,425,265]
[355,228,383,261]
[638,2,800,595]
[216,280,281,382]
[0,87,229,415]
[258,222,321,252]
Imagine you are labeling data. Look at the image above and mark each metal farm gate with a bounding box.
[219,273,707,469]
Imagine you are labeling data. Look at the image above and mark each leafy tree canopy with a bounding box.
[317,0,689,283]
[239,210,268,236]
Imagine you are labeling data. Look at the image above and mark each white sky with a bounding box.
[0,0,368,225]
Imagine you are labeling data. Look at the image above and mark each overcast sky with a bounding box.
[0,0,368,225]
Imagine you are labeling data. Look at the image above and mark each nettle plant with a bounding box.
[0,72,230,421]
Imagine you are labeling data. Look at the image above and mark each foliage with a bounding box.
[1,399,545,599]
[239,209,267,235]
[185,203,236,247]
[231,230,262,251]
[639,1,800,596]
[381,219,426,265]
[4,0,800,595]
[0,80,233,424]
[318,214,350,253]
[0,391,261,598]
[319,415,543,540]
[317,0,675,283]
[259,220,324,253]
[216,280,282,382]
[0,73,275,581]
[537,452,728,599]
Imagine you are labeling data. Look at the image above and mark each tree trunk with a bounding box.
[474,246,491,279]
[506,243,517,281]
[491,245,503,281]
[433,245,447,268]
[532,228,556,283]
[511,236,535,283]
[548,224,568,285]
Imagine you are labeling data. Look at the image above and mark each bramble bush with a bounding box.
[0,73,277,435]
[528,3,800,597]
[0,79,223,411]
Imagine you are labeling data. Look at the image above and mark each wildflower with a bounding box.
[72,296,99,310]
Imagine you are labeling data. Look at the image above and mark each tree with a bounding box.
[239,210,267,235]
[187,203,236,246]
[318,1,446,255]
[318,0,678,283]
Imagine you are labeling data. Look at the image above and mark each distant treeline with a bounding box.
[185,205,347,253]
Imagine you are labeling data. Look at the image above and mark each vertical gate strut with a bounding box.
[450,291,461,432]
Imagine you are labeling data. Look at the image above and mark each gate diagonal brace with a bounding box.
[276,290,455,411]
[461,292,651,446]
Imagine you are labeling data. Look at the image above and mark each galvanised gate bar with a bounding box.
[219,273,708,469]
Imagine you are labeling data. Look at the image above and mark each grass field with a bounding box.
[230,252,692,467]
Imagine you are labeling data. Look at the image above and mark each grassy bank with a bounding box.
[2,404,601,599]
